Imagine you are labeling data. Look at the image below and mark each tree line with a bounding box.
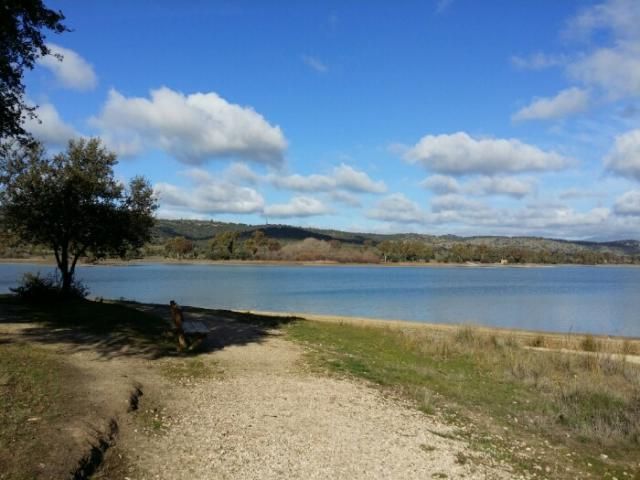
[158,234,636,265]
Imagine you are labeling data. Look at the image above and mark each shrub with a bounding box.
[10,273,89,302]
[581,334,599,352]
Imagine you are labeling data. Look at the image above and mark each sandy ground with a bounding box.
[123,328,512,479]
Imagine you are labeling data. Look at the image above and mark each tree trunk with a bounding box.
[58,243,72,296]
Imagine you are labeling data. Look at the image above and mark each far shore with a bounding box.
[0,255,637,269]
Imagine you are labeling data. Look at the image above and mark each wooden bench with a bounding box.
[169,300,208,351]
[182,321,209,335]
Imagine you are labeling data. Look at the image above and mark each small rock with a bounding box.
[600,453,609,460]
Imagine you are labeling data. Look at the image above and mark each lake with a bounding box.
[1,263,639,337]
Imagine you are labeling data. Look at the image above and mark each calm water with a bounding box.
[1,263,639,337]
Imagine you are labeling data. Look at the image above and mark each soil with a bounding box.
[106,309,513,480]
[1,302,513,479]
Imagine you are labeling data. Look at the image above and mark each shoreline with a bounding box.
[235,308,640,342]
[1,256,638,269]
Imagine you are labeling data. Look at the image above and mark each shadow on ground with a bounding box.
[0,295,300,360]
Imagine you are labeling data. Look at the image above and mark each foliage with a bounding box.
[10,272,88,302]
[0,0,67,142]
[208,230,239,259]
[0,138,157,293]
[164,236,195,259]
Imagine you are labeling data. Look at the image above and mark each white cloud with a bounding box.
[512,88,589,121]
[332,164,386,193]
[421,174,534,198]
[367,193,426,224]
[91,87,287,165]
[301,55,328,73]
[154,169,264,215]
[23,102,78,146]
[328,191,362,207]
[464,176,536,198]
[511,52,567,70]
[614,190,640,215]
[223,162,261,185]
[430,194,488,214]
[564,0,639,44]
[404,132,572,175]
[613,190,640,217]
[38,43,97,91]
[270,173,335,192]
[420,174,460,194]
[558,188,608,200]
[568,48,640,99]
[264,196,331,218]
[269,163,386,194]
[564,0,640,99]
[604,129,640,181]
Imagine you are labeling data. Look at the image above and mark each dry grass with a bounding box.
[288,319,640,478]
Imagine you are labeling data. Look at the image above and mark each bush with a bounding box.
[10,273,89,302]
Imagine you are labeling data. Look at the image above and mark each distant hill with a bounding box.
[151,219,640,257]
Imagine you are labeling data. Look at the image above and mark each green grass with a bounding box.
[0,343,87,479]
[286,320,640,479]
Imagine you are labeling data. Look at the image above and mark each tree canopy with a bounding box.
[0,138,157,293]
[1,0,67,142]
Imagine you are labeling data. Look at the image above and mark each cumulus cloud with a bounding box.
[270,173,335,192]
[403,132,571,175]
[23,102,78,146]
[464,176,536,198]
[38,43,97,91]
[367,194,426,224]
[420,174,460,194]
[604,129,640,181]
[565,0,640,99]
[269,163,386,194]
[430,194,488,214]
[568,49,640,99]
[91,87,287,165]
[154,169,264,216]
[301,55,328,73]
[512,87,589,121]
[421,174,535,198]
[264,196,331,218]
[223,162,261,185]
[613,190,640,215]
[328,191,362,207]
[558,188,608,200]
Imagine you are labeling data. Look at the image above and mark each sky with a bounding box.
[21,0,640,240]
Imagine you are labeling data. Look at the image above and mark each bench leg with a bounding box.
[188,334,207,351]
[177,332,188,351]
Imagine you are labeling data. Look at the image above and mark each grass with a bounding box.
[0,294,175,357]
[0,294,177,479]
[0,343,88,479]
[286,320,640,479]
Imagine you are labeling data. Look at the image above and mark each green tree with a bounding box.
[209,231,238,259]
[244,230,267,257]
[1,1,67,142]
[0,138,157,294]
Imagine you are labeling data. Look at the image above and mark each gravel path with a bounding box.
[129,332,511,479]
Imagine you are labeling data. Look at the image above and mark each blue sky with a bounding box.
[23,0,640,240]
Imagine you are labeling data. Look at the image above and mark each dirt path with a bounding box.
[125,330,511,480]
